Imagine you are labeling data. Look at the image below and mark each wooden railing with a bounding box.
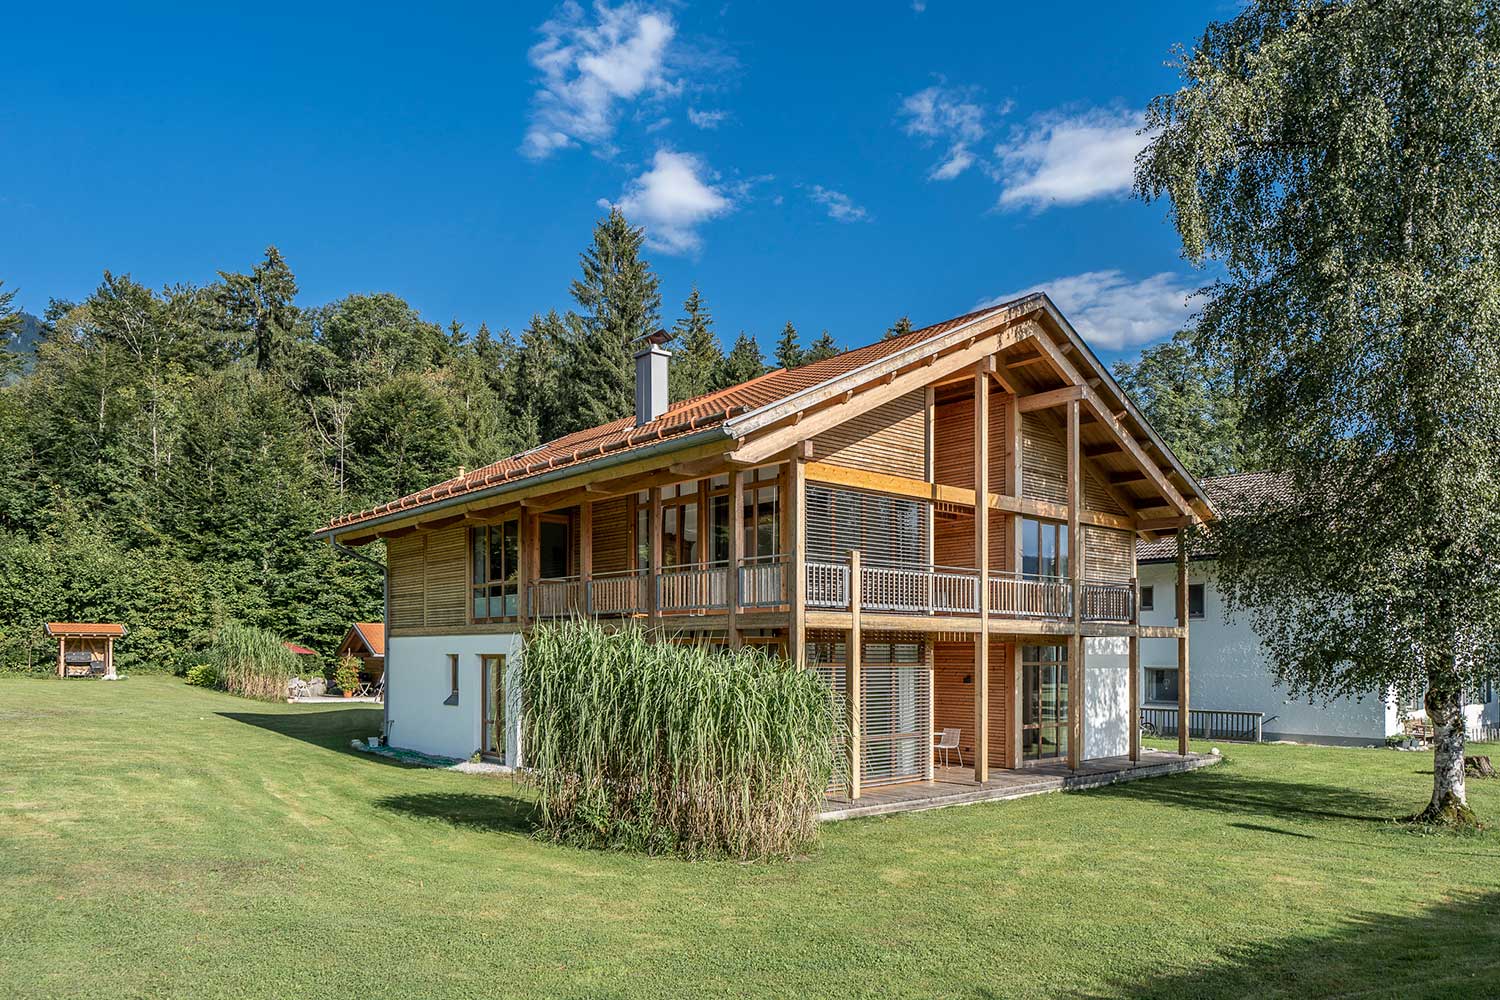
[588,569,649,617]
[861,561,979,615]
[989,572,1072,620]
[530,577,585,618]
[738,554,787,608]
[657,561,729,613]
[1142,707,1265,742]
[1081,580,1135,623]
[806,560,851,609]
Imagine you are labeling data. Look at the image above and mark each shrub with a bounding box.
[520,620,843,861]
[333,656,360,694]
[184,662,221,688]
[209,621,300,702]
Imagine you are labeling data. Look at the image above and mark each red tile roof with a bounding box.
[322,298,1036,535]
[45,622,127,637]
[351,623,385,657]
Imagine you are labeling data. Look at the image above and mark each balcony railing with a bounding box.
[1081,579,1135,623]
[658,561,729,613]
[739,554,788,608]
[530,576,585,619]
[862,561,980,615]
[588,569,649,617]
[989,571,1072,620]
[806,560,851,609]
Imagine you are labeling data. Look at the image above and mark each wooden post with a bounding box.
[580,500,594,617]
[974,366,990,783]
[1067,398,1082,770]
[788,456,807,668]
[847,548,862,800]
[1177,531,1191,756]
[1004,394,1021,497]
[924,637,935,782]
[1129,575,1140,762]
[56,637,65,678]
[517,514,530,629]
[1010,643,1024,768]
[104,636,115,680]
[727,470,743,648]
[648,486,663,629]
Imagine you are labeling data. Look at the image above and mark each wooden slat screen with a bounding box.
[932,387,1009,491]
[932,638,1012,769]
[1021,413,1068,504]
[423,526,469,628]
[388,535,425,630]
[1084,468,1126,515]
[811,390,927,479]
[1083,526,1134,582]
[590,497,630,575]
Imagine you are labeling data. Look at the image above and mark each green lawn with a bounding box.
[3,676,1499,1000]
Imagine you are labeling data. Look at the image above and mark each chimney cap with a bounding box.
[636,328,672,347]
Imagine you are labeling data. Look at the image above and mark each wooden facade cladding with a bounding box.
[388,525,469,631]
[591,496,631,575]
[934,510,1012,569]
[1083,525,1134,583]
[810,389,926,479]
[933,639,1012,767]
[933,387,1008,491]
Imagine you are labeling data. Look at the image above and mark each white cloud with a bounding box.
[979,270,1197,350]
[897,84,987,181]
[687,108,730,129]
[602,150,734,254]
[993,108,1152,209]
[912,0,927,10]
[809,185,869,223]
[522,2,677,160]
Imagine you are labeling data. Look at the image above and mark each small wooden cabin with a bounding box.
[336,623,385,682]
[46,622,126,678]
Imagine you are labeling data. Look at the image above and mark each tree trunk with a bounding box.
[1412,683,1478,826]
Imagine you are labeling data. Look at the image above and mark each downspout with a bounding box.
[329,538,391,745]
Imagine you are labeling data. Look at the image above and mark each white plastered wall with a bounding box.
[386,633,524,764]
[1083,636,1130,760]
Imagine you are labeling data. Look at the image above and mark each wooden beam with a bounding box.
[1129,575,1140,763]
[1009,643,1023,768]
[1017,384,1084,413]
[788,457,807,667]
[1110,470,1148,485]
[847,548,862,801]
[1070,634,1083,770]
[580,499,593,613]
[1067,397,1082,771]
[727,470,743,649]
[1177,531,1190,757]
[648,486,662,629]
[517,514,530,629]
[974,367,991,784]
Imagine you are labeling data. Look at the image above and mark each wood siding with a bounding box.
[812,390,926,479]
[1021,413,1069,504]
[1083,525,1134,582]
[387,526,469,630]
[591,496,631,575]
[933,638,1012,767]
[933,510,1011,569]
[1084,467,1126,515]
[933,387,1009,491]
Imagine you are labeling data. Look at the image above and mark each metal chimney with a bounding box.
[634,329,672,426]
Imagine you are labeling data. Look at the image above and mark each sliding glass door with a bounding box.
[1021,645,1069,762]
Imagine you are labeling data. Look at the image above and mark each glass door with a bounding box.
[1021,645,1069,762]
[481,655,506,758]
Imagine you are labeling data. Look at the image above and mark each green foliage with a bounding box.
[334,655,361,693]
[520,621,842,860]
[883,315,913,340]
[1137,0,1500,819]
[1112,329,1260,477]
[667,288,722,402]
[209,621,299,701]
[184,662,220,688]
[803,330,838,365]
[347,373,460,504]
[718,332,766,389]
[773,321,802,370]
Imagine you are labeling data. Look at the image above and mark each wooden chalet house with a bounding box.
[316,294,1215,799]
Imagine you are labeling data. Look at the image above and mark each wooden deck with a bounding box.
[820,749,1220,821]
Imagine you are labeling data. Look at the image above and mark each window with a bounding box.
[537,517,571,579]
[471,521,520,621]
[1020,518,1069,580]
[444,654,459,706]
[635,467,782,568]
[1189,583,1206,619]
[481,654,506,756]
[743,466,782,559]
[1139,585,1154,611]
[1148,667,1179,703]
[1021,645,1069,762]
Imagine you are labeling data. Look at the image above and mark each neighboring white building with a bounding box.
[1138,473,1498,746]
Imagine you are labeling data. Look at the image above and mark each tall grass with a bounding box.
[520,620,843,860]
[208,622,300,702]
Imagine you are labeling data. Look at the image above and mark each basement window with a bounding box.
[444,654,459,706]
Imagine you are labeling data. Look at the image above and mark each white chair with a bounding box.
[935,728,961,769]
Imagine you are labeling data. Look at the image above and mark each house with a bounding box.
[336,623,385,683]
[315,293,1217,800]
[1137,471,1499,745]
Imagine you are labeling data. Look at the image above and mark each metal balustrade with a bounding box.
[738,554,787,608]
[860,561,980,615]
[529,576,585,618]
[805,560,851,609]
[989,572,1072,620]
[657,561,729,613]
[587,569,649,617]
[1142,707,1265,742]
[1081,579,1135,623]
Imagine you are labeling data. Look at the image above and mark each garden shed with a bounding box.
[335,623,385,682]
[46,622,126,679]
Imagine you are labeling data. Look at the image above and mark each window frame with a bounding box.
[1020,644,1070,763]
[1188,583,1206,619]
[1139,585,1154,612]
[470,520,521,623]
[1146,666,1179,704]
[1020,518,1070,581]
[444,653,460,706]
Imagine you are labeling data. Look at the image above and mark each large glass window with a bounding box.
[471,521,519,621]
[538,517,571,579]
[1021,518,1069,579]
[1021,645,1069,762]
[634,468,781,568]
[744,466,782,558]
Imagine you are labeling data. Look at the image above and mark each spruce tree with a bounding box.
[217,246,299,371]
[558,209,661,435]
[883,315,914,340]
[773,321,803,370]
[668,287,723,402]
[804,330,839,364]
[718,332,766,389]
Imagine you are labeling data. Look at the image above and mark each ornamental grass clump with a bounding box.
[520,620,843,861]
[208,621,300,702]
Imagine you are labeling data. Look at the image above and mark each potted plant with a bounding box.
[334,656,361,698]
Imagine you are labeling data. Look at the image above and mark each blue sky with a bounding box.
[0,1,1224,366]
